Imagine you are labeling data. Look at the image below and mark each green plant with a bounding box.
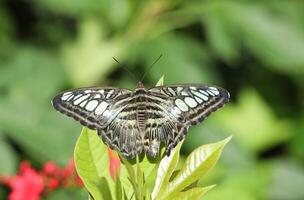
[74,127,230,200]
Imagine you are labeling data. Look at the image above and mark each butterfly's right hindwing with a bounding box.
[52,87,133,129]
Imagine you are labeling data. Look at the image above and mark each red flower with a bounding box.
[47,178,59,190]
[0,159,84,200]
[42,161,58,175]
[108,148,121,181]
[74,174,84,187]
[58,159,83,188]
[7,161,44,200]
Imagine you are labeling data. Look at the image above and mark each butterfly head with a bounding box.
[135,82,146,92]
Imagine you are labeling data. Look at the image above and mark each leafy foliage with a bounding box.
[74,128,113,199]
[1,0,304,199]
[74,127,230,200]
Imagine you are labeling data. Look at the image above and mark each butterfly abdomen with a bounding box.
[136,104,147,134]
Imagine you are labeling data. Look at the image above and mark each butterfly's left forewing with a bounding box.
[52,87,133,129]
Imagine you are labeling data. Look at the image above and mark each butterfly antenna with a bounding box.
[112,57,137,81]
[141,54,163,82]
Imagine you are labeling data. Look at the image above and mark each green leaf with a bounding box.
[136,157,144,200]
[156,75,165,86]
[146,187,152,200]
[162,137,231,199]
[145,160,161,193]
[74,127,114,200]
[120,157,137,198]
[115,176,123,200]
[121,155,159,200]
[44,189,87,200]
[175,185,216,200]
[151,142,183,200]
[123,189,129,200]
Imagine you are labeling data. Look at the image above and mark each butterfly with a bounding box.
[52,82,230,159]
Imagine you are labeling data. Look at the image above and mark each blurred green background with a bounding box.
[1,0,304,199]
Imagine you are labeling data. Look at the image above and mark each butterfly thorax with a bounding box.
[133,82,148,134]
[135,96,147,134]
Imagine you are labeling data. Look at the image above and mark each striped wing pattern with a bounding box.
[52,87,133,129]
[98,91,189,159]
[52,84,229,159]
[148,84,229,155]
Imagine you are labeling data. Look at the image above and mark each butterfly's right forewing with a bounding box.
[149,84,230,125]
[148,84,230,155]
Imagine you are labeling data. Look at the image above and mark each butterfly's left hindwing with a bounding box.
[52,87,133,129]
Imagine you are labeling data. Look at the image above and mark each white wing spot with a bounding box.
[199,90,209,96]
[73,94,90,105]
[192,91,208,101]
[195,96,203,103]
[98,90,104,94]
[79,100,87,107]
[66,95,74,101]
[209,86,218,91]
[208,87,220,95]
[175,99,189,112]
[172,106,182,115]
[73,94,82,100]
[85,100,99,111]
[94,94,102,99]
[106,90,114,98]
[207,90,216,96]
[181,91,189,96]
[168,87,176,96]
[84,90,92,94]
[95,101,108,115]
[177,87,183,93]
[190,86,197,90]
[62,91,72,96]
[103,110,111,117]
[61,93,72,101]
[160,90,167,95]
[185,97,198,108]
